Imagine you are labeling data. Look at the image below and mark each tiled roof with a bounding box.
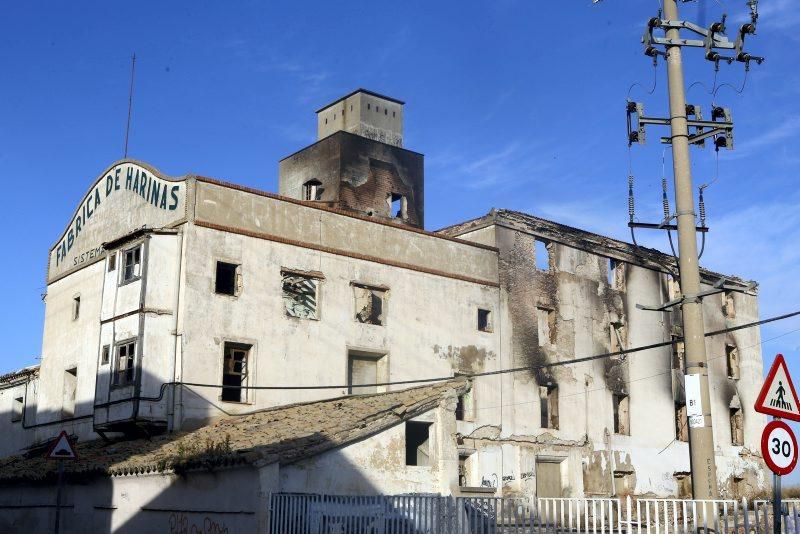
[0,379,468,483]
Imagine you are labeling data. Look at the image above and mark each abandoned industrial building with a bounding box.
[0,89,767,531]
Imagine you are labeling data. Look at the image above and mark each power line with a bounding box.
[176,308,800,392]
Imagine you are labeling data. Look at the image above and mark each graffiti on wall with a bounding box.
[168,512,229,534]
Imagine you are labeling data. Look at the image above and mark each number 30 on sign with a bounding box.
[761,420,798,476]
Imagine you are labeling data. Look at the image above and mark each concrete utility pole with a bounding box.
[662,0,718,500]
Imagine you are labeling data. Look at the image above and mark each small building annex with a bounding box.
[0,89,767,528]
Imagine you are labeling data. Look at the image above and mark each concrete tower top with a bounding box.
[316,89,404,147]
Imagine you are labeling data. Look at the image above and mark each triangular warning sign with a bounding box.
[45,431,78,460]
[755,354,800,422]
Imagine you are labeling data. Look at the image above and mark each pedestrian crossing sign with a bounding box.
[755,354,800,422]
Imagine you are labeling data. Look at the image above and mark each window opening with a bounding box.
[114,341,136,386]
[108,253,116,272]
[610,322,626,354]
[608,259,624,289]
[613,394,630,435]
[458,455,470,487]
[222,343,250,402]
[101,345,110,365]
[730,406,744,446]
[367,103,371,110]
[303,179,324,201]
[282,272,318,319]
[537,307,556,345]
[667,275,681,300]
[11,397,23,423]
[405,421,432,466]
[72,295,81,321]
[671,336,685,370]
[384,108,387,115]
[393,111,396,117]
[215,261,240,296]
[387,193,407,219]
[540,385,559,429]
[675,403,689,442]
[726,344,740,379]
[353,284,386,325]
[535,239,551,270]
[348,352,383,394]
[63,367,77,417]
[477,309,492,332]
[122,245,142,283]
[456,389,474,421]
[723,291,736,318]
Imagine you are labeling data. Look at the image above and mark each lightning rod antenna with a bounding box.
[124,53,136,159]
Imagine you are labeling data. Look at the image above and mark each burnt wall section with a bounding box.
[278,131,424,228]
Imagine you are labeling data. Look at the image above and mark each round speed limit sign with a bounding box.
[762,420,799,475]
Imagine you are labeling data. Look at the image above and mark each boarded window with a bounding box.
[723,291,736,318]
[675,403,689,442]
[114,341,136,386]
[348,353,382,394]
[63,367,77,418]
[101,345,110,365]
[215,261,240,296]
[72,295,81,321]
[613,394,630,435]
[537,307,556,345]
[353,284,386,325]
[222,343,250,403]
[11,397,23,423]
[536,460,562,498]
[726,344,740,379]
[535,239,551,271]
[405,421,432,466]
[730,407,744,446]
[122,245,142,283]
[477,309,492,332]
[282,273,318,319]
[671,336,685,371]
[303,179,323,201]
[540,385,559,430]
[456,389,474,421]
[387,193,407,219]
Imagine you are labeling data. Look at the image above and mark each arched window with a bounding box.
[303,179,324,201]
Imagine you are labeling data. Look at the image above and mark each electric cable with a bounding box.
[626,58,659,100]
[713,68,749,99]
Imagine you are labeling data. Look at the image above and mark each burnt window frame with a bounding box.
[302,179,324,201]
[113,339,137,388]
[221,342,252,403]
[281,269,322,320]
[540,384,559,430]
[352,282,387,326]
[612,393,630,435]
[387,192,408,220]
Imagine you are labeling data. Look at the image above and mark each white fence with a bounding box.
[269,494,800,534]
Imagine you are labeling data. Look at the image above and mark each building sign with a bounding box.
[48,161,187,281]
[685,373,704,428]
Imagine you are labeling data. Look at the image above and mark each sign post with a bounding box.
[756,355,800,534]
[45,431,78,534]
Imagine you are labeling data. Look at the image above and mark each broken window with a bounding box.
[667,275,681,300]
[675,472,692,498]
[121,245,142,283]
[303,179,324,201]
[62,367,77,418]
[614,471,635,496]
[610,322,626,354]
[613,394,630,435]
[101,345,110,365]
[72,295,81,321]
[282,272,318,320]
[537,307,556,345]
[671,335,685,371]
[353,284,386,325]
[405,421,432,466]
[535,239,551,271]
[477,308,492,332]
[108,252,116,272]
[11,397,23,423]
[387,193,407,219]
[221,342,250,403]
[114,341,136,386]
[723,291,736,319]
[540,385,559,430]
[215,261,241,296]
[456,389,474,421]
[348,352,384,394]
[458,455,471,487]
[726,344,740,380]
[675,403,689,442]
[730,407,744,446]
[608,259,624,289]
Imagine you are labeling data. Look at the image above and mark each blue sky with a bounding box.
[1,0,799,475]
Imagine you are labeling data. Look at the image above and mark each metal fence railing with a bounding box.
[268,493,800,534]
